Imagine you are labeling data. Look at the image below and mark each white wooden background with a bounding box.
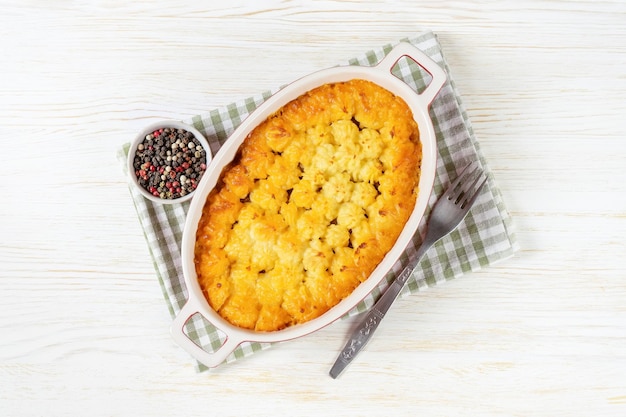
[1,1,625,416]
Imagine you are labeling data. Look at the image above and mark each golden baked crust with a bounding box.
[194,79,421,331]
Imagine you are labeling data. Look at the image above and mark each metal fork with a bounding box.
[329,161,487,378]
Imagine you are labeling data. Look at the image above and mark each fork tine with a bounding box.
[444,162,478,201]
[460,173,487,209]
[453,167,483,205]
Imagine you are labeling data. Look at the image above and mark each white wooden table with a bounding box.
[1,2,625,416]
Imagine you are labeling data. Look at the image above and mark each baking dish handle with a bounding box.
[377,42,447,106]
[170,299,243,368]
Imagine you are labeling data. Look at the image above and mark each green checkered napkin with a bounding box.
[119,30,518,371]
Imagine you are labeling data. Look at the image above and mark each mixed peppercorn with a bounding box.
[133,127,207,200]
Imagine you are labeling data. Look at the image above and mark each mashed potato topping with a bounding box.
[194,79,421,331]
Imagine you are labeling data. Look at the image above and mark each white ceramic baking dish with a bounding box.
[171,42,447,368]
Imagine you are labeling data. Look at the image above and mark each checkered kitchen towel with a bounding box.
[119,30,518,371]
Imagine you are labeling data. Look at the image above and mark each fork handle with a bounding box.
[329,244,432,379]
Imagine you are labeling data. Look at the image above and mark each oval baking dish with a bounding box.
[172,42,447,368]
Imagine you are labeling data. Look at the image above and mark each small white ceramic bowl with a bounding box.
[127,120,212,204]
